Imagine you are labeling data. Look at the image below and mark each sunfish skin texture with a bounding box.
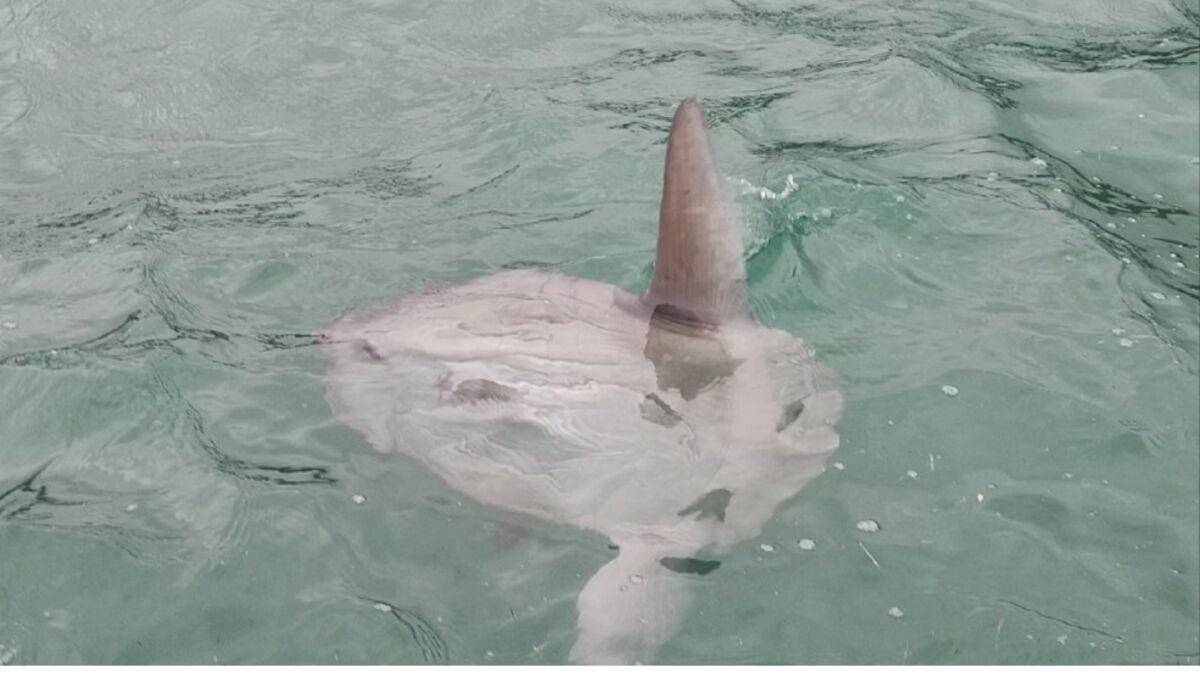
[321,98,842,664]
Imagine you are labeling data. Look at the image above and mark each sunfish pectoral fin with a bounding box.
[644,97,747,326]
[570,538,695,665]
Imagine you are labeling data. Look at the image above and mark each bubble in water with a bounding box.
[352,494,366,504]
[1111,327,1126,335]
[629,574,644,585]
[1030,157,1048,167]
[760,543,776,553]
[986,172,998,181]
[1119,338,1134,348]
[1104,222,1116,229]
[798,538,815,551]
[782,174,798,197]
[888,607,904,619]
[941,385,959,397]
[894,195,906,203]
[856,519,880,533]
[1153,193,1164,200]
[1,321,16,330]
[906,470,918,479]
[1147,292,1166,301]
[832,462,845,471]
[819,207,832,219]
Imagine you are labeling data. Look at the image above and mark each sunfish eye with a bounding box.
[776,399,806,432]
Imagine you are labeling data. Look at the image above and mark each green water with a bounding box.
[1,0,1198,665]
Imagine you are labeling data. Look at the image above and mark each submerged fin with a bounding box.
[640,392,683,427]
[451,378,519,404]
[571,538,693,664]
[643,305,741,400]
[677,488,732,522]
[645,98,747,326]
[659,557,721,575]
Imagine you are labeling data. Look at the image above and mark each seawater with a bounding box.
[1,0,1197,665]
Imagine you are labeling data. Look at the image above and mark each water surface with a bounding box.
[1,0,1198,665]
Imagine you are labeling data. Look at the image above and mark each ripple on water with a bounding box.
[0,0,1196,665]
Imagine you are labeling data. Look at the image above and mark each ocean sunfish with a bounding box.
[321,98,842,664]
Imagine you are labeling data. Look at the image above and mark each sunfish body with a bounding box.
[321,99,842,664]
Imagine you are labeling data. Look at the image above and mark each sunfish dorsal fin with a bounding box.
[645,98,747,327]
